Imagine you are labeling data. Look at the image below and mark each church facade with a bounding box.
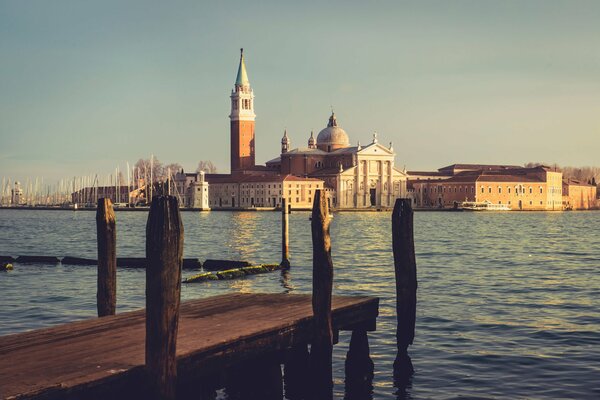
[180,49,407,210]
[266,113,408,208]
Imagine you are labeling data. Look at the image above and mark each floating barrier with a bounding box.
[1,263,13,271]
[203,259,251,271]
[15,255,60,264]
[184,263,281,283]
[0,255,15,263]
[4,255,202,269]
[61,256,97,265]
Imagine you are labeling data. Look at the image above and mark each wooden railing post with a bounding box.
[145,196,184,400]
[281,198,290,268]
[309,189,333,399]
[96,198,116,317]
[392,198,417,375]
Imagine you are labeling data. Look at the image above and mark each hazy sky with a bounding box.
[1,1,599,183]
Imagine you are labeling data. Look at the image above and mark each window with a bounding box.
[488,187,492,193]
[481,187,484,193]
[540,187,543,194]
[498,187,502,194]
[296,197,299,203]
[508,187,511,194]
[529,187,533,194]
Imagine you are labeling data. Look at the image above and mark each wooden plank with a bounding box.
[0,293,377,400]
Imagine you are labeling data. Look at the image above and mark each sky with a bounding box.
[1,0,599,184]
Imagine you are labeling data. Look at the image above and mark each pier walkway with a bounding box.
[0,293,378,399]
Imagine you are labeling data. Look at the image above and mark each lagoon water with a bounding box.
[1,209,599,399]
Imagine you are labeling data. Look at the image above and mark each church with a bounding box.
[185,49,408,210]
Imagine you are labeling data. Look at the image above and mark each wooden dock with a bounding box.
[0,293,378,399]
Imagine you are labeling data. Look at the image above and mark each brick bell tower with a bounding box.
[229,48,256,173]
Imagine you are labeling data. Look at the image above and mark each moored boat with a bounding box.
[460,200,511,211]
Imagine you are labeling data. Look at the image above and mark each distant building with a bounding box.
[562,179,597,210]
[208,49,407,209]
[409,164,597,210]
[11,182,24,205]
[71,186,131,206]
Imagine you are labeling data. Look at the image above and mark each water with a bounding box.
[1,209,600,399]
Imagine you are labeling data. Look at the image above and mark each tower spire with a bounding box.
[235,48,250,87]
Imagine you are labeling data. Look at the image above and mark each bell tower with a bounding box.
[229,48,256,173]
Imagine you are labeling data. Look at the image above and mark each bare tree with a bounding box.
[135,157,165,182]
[164,163,183,177]
[196,160,217,174]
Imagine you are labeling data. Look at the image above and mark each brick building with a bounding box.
[409,164,595,210]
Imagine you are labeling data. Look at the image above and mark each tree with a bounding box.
[134,157,165,182]
[196,160,217,174]
[164,163,183,178]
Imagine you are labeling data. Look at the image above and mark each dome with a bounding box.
[316,112,350,152]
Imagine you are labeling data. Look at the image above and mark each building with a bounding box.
[11,182,24,205]
[206,174,323,209]
[266,115,408,209]
[200,49,324,210]
[562,179,597,210]
[409,164,597,210]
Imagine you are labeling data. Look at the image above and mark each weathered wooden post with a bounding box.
[96,198,116,317]
[392,198,417,376]
[345,330,374,398]
[145,195,184,400]
[309,189,334,399]
[281,198,290,269]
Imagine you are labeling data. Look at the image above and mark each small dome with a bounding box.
[316,112,350,152]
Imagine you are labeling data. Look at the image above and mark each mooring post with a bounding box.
[145,196,184,400]
[281,198,290,268]
[391,198,417,375]
[309,189,334,399]
[96,198,116,317]
[283,343,310,398]
[344,330,374,398]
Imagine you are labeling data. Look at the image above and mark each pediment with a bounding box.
[357,142,394,156]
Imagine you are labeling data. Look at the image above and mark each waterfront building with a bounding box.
[266,115,408,208]
[562,179,597,210]
[409,164,598,210]
[11,182,24,205]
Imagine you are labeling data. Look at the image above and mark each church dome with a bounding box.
[316,112,350,152]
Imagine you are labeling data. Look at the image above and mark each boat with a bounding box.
[460,200,511,211]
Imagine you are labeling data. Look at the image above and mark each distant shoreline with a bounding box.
[1,206,598,213]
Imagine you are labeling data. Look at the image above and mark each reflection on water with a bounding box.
[1,209,600,399]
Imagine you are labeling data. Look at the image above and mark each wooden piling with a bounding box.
[344,330,374,398]
[145,195,184,400]
[309,189,334,399]
[96,198,116,317]
[281,198,290,268]
[391,198,417,373]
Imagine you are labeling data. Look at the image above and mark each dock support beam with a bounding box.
[96,198,116,317]
[145,196,184,400]
[310,189,334,399]
[392,198,417,376]
[345,329,374,398]
[281,198,290,269]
